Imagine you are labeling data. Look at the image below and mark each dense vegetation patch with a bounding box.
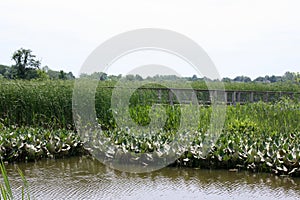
[0,79,300,176]
[0,123,84,162]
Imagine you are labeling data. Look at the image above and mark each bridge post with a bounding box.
[169,90,173,105]
[157,89,162,103]
[237,92,241,103]
[250,92,254,102]
[264,92,269,102]
[232,92,236,105]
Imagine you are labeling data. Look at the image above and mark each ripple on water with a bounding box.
[4,157,300,200]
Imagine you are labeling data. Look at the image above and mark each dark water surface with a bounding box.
[4,156,300,200]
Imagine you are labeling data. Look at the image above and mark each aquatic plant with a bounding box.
[0,162,30,200]
[0,123,85,162]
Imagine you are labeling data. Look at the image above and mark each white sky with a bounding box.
[1,0,300,79]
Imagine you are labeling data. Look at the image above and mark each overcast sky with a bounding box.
[1,0,300,79]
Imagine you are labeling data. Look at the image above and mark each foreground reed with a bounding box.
[0,162,30,200]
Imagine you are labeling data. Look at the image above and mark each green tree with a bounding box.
[25,68,38,79]
[135,74,143,81]
[233,76,251,82]
[66,72,75,80]
[125,74,135,81]
[59,70,66,80]
[12,48,40,79]
[0,64,9,75]
[108,74,120,81]
[99,72,108,81]
[37,69,50,80]
[4,66,18,79]
[283,71,294,82]
[221,77,231,82]
[47,69,60,79]
[191,74,198,81]
[293,72,300,84]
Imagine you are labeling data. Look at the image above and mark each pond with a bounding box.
[4,156,300,200]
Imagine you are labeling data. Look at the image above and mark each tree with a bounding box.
[283,71,294,81]
[125,74,135,81]
[254,76,265,82]
[269,75,282,83]
[295,72,300,84]
[66,72,75,80]
[59,70,66,80]
[99,72,108,81]
[37,69,50,80]
[191,74,198,81]
[12,48,40,79]
[135,74,143,81]
[221,77,231,82]
[25,68,38,79]
[108,74,121,81]
[42,65,49,73]
[233,76,251,82]
[5,66,18,79]
[47,69,60,79]
[0,64,9,75]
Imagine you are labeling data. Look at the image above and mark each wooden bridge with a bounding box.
[101,86,300,105]
[153,88,300,105]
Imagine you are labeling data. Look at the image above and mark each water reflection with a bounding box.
[4,156,300,200]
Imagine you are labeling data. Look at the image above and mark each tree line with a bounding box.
[80,71,300,84]
[0,48,74,80]
[1,48,299,83]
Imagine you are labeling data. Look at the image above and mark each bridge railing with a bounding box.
[99,86,300,105]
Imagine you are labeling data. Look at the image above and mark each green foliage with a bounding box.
[36,69,49,80]
[0,49,74,81]
[0,124,84,162]
[0,161,13,200]
[0,80,74,129]
[0,79,299,130]
[11,48,40,79]
[0,65,9,76]
[79,72,108,80]
[233,75,252,82]
[0,162,30,200]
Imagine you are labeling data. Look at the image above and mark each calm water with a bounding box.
[4,156,300,200]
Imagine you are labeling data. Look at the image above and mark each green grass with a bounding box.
[0,162,30,200]
[0,79,299,129]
